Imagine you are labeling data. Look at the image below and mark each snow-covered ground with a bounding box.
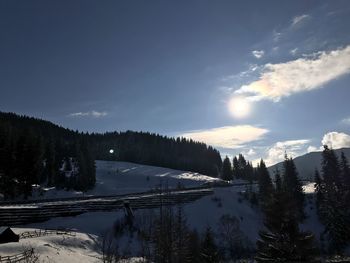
[0,161,327,260]
[31,160,222,199]
[0,228,101,262]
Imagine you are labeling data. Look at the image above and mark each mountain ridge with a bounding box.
[268,147,350,181]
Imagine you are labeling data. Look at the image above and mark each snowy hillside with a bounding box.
[1,161,329,261]
[0,228,101,262]
[34,160,223,199]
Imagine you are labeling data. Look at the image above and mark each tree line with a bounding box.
[254,146,350,262]
[0,113,96,199]
[0,112,222,199]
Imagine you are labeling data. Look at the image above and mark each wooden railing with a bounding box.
[19,229,76,239]
[0,248,34,263]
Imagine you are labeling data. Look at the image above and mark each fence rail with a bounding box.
[0,248,34,263]
[19,229,76,239]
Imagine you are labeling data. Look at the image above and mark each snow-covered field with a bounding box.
[0,161,326,261]
[32,160,222,199]
[0,228,101,262]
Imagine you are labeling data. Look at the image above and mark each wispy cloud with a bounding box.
[291,14,311,27]
[290,48,298,56]
[252,50,265,59]
[341,117,350,125]
[235,45,350,102]
[321,132,350,149]
[68,110,108,118]
[180,125,269,149]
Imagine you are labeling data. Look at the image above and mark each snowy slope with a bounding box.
[6,160,329,260]
[33,160,222,199]
[0,228,101,262]
[20,186,325,257]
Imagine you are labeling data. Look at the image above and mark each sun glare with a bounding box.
[228,96,251,118]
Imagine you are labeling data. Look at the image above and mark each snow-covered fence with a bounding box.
[19,229,76,239]
[0,248,34,262]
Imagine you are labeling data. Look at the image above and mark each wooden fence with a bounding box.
[0,248,34,263]
[19,229,76,239]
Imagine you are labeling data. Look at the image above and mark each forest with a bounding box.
[0,112,222,199]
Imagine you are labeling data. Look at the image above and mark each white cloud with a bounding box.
[246,148,256,156]
[307,145,318,153]
[341,117,350,125]
[180,125,269,149]
[69,110,108,118]
[252,50,265,59]
[321,132,350,149]
[235,46,350,101]
[291,14,311,27]
[264,139,310,166]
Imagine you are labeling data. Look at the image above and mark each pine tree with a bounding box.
[257,159,273,207]
[282,156,305,221]
[173,205,190,263]
[319,146,350,253]
[221,156,232,181]
[200,227,220,263]
[232,156,239,179]
[340,152,350,192]
[256,175,316,262]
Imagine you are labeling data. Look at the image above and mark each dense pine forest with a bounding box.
[0,112,222,200]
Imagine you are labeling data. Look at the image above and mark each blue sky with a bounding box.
[1,1,350,165]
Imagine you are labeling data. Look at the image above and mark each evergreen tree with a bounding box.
[256,174,316,262]
[257,159,273,207]
[340,152,350,192]
[319,146,350,253]
[200,227,220,263]
[173,205,190,263]
[282,156,305,221]
[232,156,239,179]
[221,156,233,181]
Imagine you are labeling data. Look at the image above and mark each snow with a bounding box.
[30,160,222,200]
[1,160,338,260]
[0,228,101,262]
[303,182,315,194]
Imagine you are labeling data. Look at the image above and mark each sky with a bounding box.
[1,0,350,166]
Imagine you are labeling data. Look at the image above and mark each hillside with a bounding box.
[0,111,222,200]
[268,148,350,181]
[32,160,223,199]
[8,160,326,261]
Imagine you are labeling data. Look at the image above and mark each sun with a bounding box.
[228,96,251,118]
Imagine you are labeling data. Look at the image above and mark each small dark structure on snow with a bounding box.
[0,227,19,244]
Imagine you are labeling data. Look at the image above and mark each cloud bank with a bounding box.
[321,132,350,149]
[235,46,350,101]
[180,125,269,149]
[264,139,310,166]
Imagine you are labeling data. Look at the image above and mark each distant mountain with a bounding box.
[268,148,350,181]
